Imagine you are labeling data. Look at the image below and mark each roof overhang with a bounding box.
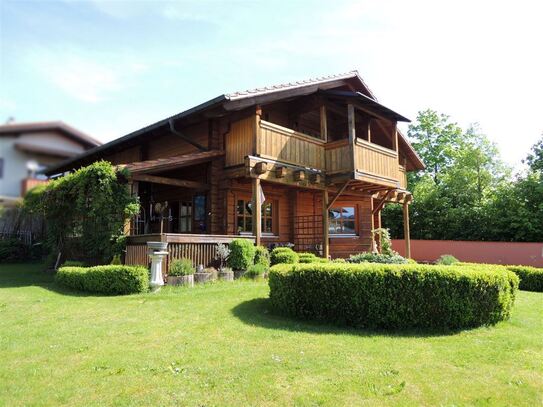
[120,150,225,175]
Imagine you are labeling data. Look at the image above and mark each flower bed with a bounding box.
[269,263,518,329]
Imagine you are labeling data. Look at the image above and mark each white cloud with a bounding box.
[26,47,148,103]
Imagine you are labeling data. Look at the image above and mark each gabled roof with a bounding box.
[0,121,101,149]
[46,71,424,174]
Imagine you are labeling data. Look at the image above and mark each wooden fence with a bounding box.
[392,239,543,267]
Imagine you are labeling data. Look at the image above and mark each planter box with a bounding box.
[218,271,234,281]
[234,270,246,280]
[167,274,194,287]
[194,272,215,284]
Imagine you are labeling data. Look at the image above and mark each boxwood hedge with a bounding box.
[56,265,149,295]
[269,263,518,330]
[456,262,543,293]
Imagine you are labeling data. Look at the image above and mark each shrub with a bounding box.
[332,258,347,263]
[110,254,122,265]
[245,264,268,279]
[0,239,29,263]
[56,265,149,295]
[227,239,256,270]
[169,258,194,276]
[298,252,327,264]
[254,246,271,267]
[348,251,408,264]
[436,255,459,265]
[269,263,518,330]
[506,266,543,292]
[270,247,299,265]
[215,243,231,271]
[61,260,85,268]
[455,262,543,293]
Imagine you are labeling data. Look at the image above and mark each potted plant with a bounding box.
[194,265,217,284]
[215,243,234,281]
[167,258,194,287]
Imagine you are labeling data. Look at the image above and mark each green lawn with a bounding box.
[1,263,542,406]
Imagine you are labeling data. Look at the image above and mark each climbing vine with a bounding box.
[24,161,139,264]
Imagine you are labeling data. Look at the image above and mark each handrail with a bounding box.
[356,137,398,158]
[260,120,325,146]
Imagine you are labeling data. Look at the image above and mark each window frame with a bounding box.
[235,193,278,236]
[328,205,358,236]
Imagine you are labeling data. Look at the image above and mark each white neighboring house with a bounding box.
[0,121,101,207]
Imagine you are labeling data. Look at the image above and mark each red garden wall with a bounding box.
[392,240,543,267]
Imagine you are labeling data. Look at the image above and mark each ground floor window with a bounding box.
[179,201,192,232]
[328,206,356,235]
[237,199,275,234]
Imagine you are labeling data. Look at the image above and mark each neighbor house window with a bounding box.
[237,199,275,234]
[328,206,356,235]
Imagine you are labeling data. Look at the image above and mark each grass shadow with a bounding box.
[231,297,464,338]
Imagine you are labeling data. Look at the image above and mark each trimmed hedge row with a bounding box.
[269,263,518,329]
[506,266,543,292]
[56,265,149,295]
[456,262,543,292]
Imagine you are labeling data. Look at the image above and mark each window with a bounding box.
[237,199,275,234]
[328,206,356,235]
[179,201,192,232]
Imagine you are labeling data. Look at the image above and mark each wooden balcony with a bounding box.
[226,114,408,190]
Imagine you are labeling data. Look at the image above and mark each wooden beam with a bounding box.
[275,166,287,178]
[391,121,398,152]
[252,177,261,246]
[293,170,306,181]
[131,174,209,190]
[403,201,411,259]
[372,189,394,214]
[367,119,372,143]
[169,118,208,152]
[320,105,328,142]
[347,104,356,143]
[322,189,329,259]
[327,180,350,210]
[370,197,376,252]
[254,161,267,175]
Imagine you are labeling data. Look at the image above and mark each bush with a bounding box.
[436,255,459,265]
[254,246,271,267]
[506,266,543,292]
[298,252,327,263]
[270,247,299,265]
[227,239,256,270]
[56,265,149,295]
[348,251,408,264]
[61,260,86,268]
[169,258,194,276]
[269,263,518,330]
[0,239,29,263]
[245,264,268,279]
[455,262,543,293]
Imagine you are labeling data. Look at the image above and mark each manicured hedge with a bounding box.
[506,266,543,292]
[56,265,149,295]
[270,247,299,265]
[456,262,543,293]
[227,239,256,270]
[269,263,518,329]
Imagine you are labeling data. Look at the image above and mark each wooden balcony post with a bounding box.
[252,177,262,246]
[320,105,328,142]
[403,201,411,258]
[347,104,356,143]
[322,189,329,259]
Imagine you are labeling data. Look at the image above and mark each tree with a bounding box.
[523,134,543,172]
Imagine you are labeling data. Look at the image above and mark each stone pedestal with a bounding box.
[147,241,168,291]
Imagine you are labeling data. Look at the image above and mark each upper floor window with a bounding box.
[237,199,275,234]
[328,206,356,235]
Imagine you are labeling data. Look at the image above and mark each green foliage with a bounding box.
[55,265,149,295]
[23,161,139,264]
[0,239,29,263]
[227,239,256,270]
[270,247,299,265]
[269,263,518,329]
[436,255,459,265]
[110,254,122,265]
[372,228,394,255]
[348,251,408,264]
[383,110,543,243]
[245,264,268,279]
[61,260,86,268]
[506,266,543,292]
[298,252,318,263]
[331,258,347,263]
[254,246,271,267]
[169,258,194,276]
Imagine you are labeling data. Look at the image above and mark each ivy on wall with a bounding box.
[24,161,139,264]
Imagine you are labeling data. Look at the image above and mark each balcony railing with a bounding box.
[354,138,399,185]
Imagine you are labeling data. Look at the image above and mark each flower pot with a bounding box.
[194,272,214,284]
[218,271,234,281]
[167,274,194,287]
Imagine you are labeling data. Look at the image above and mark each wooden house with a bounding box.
[47,71,424,268]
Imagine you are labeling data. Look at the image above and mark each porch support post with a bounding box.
[348,104,356,171]
[403,201,411,258]
[322,189,329,259]
[252,177,262,246]
[320,105,328,142]
[374,208,382,253]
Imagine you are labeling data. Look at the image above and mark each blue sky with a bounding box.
[1,0,542,167]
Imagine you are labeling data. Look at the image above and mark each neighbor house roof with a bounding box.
[46,71,424,174]
[0,121,101,149]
